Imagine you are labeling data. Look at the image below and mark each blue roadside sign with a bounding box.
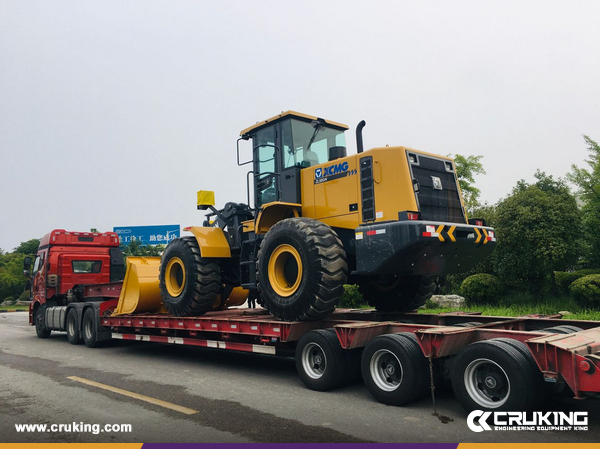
[113,224,180,246]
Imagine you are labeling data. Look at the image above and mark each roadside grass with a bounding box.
[0,304,29,312]
[419,292,600,321]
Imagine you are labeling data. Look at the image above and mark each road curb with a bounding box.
[0,309,22,313]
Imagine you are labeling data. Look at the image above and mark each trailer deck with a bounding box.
[99,307,600,402]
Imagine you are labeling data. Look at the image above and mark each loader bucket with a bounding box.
[113,257,166,316]
[212,286,249,309]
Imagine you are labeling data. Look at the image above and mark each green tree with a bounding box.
[494,171,582,294]
[0,252,28,300]
[13,238,40,255]
[452,154,486,214]
[568,135,600,267]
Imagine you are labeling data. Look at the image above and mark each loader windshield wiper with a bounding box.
[305,124,322,153]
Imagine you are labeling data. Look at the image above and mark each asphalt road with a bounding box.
[1,311,599,443]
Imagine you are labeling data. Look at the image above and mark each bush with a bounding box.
[570,275,600,309]
[555,269,600,294]
[338,284,363,309]
[2,296,16,305]
[18,290,30,302]
[460,274,502,305]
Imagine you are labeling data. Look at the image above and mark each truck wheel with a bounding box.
[66,308,82,345]
[35,304,51,339]
[295,329,346,391]
[257,218,347,321]
[451,339,537,413]
[82,308,100,348]
[358,275,436,312]
[159,237,221,317]
[361,333,428,405]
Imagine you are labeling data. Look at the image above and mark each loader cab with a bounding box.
[240,111,349,209]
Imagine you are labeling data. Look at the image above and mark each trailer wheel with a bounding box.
[541,325,583,334]
[358,275,436,312]
[257,218,347,321]
[451,339,538,412]
[453,321,483,328]
[66,308,81,345]
[35,304,51,339]
[361,333,428,405]
[159,237,221,317]
[295,329,346,391]
[82,308,100,348]
[492,338,545,408]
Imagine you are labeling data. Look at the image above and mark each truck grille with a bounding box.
[408,152,466,224]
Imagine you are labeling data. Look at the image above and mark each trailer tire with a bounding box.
[82,308,100,348]
[541,325,583,334]
[295,329,346,391]
[492,338,545,408]
[358,275,436,313]
[361,333,428,405]
[160,237,221,317]
[453,321,483,328]
[35,304,51,339]
[257,218,347,321]
[451,339,538,412]
[66,308,82,345]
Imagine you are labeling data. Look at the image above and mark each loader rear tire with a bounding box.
[358,275,436,312]
[257,218,348,321]
[159,237,221,317]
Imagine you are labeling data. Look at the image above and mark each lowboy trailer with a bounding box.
[57,297,600,414]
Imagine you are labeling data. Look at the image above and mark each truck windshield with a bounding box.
[282,119,346,169]
[72,260,102,274]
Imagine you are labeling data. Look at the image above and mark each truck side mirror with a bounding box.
[23,257,31,277]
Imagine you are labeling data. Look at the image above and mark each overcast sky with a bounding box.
[1,0,599,251]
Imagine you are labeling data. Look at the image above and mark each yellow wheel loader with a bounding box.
[156,111,496,321]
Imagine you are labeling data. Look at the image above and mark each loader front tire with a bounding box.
[257,218,348,321]
[159,237,221,317]
[358,275,436,313]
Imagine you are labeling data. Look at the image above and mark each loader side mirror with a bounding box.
[237,136,253,166]
[23,257,31,277]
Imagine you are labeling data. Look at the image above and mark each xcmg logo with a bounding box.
[314,161,356,184]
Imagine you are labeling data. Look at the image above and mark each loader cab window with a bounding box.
[251,117,347,208]
[282,119,346,169]
[254,126,279,207]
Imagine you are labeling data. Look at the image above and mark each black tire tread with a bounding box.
[295,328,346,391]
[66,308,81,345]
[492,338,545,408]
[159,236,221,317]
[361,332,428,405]
[35,305,51,339]
[257,218,348,321]
[451,339,538,412]
[359,275,436,313]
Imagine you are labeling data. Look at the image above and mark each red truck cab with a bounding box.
[25,230,124,329]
